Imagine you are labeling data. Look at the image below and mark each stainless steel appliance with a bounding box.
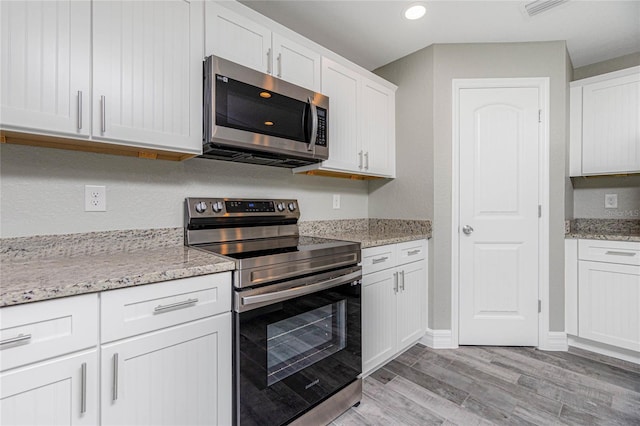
[184,198,362,426]
[202,56,329,168]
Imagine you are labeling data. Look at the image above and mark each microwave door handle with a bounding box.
[307,97,318,152]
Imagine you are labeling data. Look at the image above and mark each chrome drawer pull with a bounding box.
[112,353,119,401]
[407,249,421,256]
[393,272,399,293]
[0,333,32,346]
[77,90,83,130]
[154,298,199,313]
[372,256,388,264]
[605,251,636,257]
[400,270,406,291]
[80,362,87,414]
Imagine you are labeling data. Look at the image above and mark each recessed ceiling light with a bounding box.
[404,3,426,20]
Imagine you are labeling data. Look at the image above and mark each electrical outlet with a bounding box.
[85,185,106,212]
[333,194,341,209]
[604,193,618,209]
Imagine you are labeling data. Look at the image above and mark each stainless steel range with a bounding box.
[185,198,362,426]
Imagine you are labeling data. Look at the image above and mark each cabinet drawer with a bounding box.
[0,294,98,372]
[578,240,640,266]
[397,240,427,265]
[101,273,231,343]
[362,245,397,275]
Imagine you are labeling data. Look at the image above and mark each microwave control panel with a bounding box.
[316,108,327,147]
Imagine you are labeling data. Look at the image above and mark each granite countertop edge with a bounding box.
[564,233,640,242]
[302,232,432,248]
[1,247,235,308]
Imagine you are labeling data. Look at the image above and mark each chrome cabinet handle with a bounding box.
[407,249,421,256]
[277,53,282,77]
[112,353,119,401]
[154,298,199,314]
[393,272,399,293]
[0,333,32,346]
[372,256,388,264]
[359,151,363,169]
[364,151,369,170]
[100,95,106,133]
[80,362,87,414]
[77,90,83,130]
[267,48,272,74]
[605,251,636,257]
[462,225,474,235]
[400,270,405,291]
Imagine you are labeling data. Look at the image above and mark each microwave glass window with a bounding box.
[266,300,346,386]
[216,75,308,143]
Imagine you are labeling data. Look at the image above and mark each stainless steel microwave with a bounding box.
[202,55,329,168]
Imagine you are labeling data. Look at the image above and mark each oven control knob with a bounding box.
[277,202,286,212]
[212,201,224,213]
[195,201,207,213]
[288,202,297,212]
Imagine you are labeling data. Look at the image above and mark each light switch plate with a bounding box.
[604,193,618,209]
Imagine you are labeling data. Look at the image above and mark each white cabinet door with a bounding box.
[578,261,640,352]
[1,350,98,426]
[581,71,640,175]
[320,58,361,172]
[272,33,321,92]
[396,260,426,351]
[361,78,396,177]
[0,0,90,137]
[362,269,397,374]
[205,1,271,74]
[93,0,203,154]
[101,315,232,426]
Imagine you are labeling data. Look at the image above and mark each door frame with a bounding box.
[451,78,551,349]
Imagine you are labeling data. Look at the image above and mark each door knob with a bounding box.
[462,225,474,235]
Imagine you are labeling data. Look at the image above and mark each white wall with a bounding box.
[0,144,369,238]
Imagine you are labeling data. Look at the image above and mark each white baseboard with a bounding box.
[568,335,640,365]
[539,331,568,351]
[420,328,457,349]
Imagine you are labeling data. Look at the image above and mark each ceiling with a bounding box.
[238,0,640,71]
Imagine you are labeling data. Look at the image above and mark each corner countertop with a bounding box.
[564,219,640,242]
[299,218,432,249]
[1,229,235,308]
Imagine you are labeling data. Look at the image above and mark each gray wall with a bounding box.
[573,52,640,81]
[371,46,436,325]
[373,41,570,332]
[0,144,369,238]
[573,176,640,219]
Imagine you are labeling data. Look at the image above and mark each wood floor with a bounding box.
[332,344,640,426]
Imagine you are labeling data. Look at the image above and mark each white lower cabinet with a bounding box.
[0,273,233,425]
[101,315,232,426]
[565,239,640,357]
[362,240,427,375]
[1,349,98,426]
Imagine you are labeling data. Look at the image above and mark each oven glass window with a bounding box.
[267,300,346,386]
[215,75,308,143]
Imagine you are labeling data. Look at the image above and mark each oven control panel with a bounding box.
[185,198,300,219]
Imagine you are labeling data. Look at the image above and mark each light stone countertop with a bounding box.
[564,219,640,242]
[1,229,235,308]
[564,233,640,242]
[300,218,432,248]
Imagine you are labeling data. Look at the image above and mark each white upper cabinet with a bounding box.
[1,0,91,137]
[295,57,396,178]
[93,0,203,154]
[205,1,321,92]
[570,66,640,176]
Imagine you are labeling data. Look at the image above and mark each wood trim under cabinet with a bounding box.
[0,130,197,162]
[297,169,384,180]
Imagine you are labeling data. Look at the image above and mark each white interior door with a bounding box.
[458,85,540,346]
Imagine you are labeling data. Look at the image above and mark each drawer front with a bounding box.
[0,294,98,372]
[362,244,397,275]
[396,239,427,266]
[578,240,640,266]
[101,273,231,343]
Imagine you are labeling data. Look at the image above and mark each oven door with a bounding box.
[234,267,361,426]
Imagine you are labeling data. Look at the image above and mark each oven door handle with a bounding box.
[241,270,361,307]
